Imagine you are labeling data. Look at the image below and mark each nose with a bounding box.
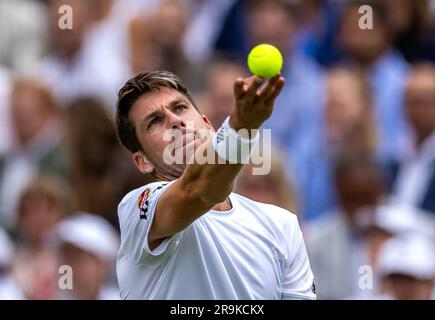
[167,111,185,130]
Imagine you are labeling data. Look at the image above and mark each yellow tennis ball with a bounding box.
[247,44,283,78]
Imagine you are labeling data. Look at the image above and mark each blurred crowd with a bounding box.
[0,0,435,300]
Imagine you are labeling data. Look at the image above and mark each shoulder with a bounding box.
[118,181,173,220]
[119,181,171,206]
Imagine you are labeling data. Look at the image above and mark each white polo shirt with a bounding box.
[116,181,316,300]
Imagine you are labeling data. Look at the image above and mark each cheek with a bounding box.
[141,130,166,154]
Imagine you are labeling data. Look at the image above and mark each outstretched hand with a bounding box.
[229,74,285,132]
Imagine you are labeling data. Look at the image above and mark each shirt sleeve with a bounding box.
[117,180,183,262]
[281,216,317,300]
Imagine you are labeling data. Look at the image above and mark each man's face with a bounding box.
[19,197,62,243]
[62,243,104,300]
[326,71,366,138]
[11,86,51,146]
[336,167,383,219]
[151,1,187,48]
[340,6,389,65]
[49,0,90,59]
[129,88,213,180]
[248,2,293,55]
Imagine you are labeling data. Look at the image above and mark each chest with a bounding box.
[177,215,286,298]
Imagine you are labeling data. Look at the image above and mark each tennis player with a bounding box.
[115,70,316,300]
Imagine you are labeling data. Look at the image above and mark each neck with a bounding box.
[212,198,232,212]
[153,167,184,182]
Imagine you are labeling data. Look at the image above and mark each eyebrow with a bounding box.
[140,97,188,130]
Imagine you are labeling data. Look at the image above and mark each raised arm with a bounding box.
[148,75,285,249]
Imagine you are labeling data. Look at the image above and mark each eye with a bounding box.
[148,116,162,128]
[174,104,187,113]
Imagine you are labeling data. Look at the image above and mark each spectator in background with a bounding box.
[0,0,47,73]
[55,213,119,300]
[391,64,435,215]
[364,204,435,270]
[197,56,248,129]
[212,0,325,150]
[336,203,435,299]
[76,0,131,106]
[12,240,60,300]
[39,0,127,108]
[379,0,435,63]
[11,176,72,300]
[323,68,377,153]
[64,97,148,228]
[292,0,341,66]
[235,147,298,214]
[293,66,377,220]
[0,227,24,300]
[39,0,92,102]
[306,153,387,299]
[247,0,324,150]
[339,0,410,164]
[376,235,435,300]
[15,176,71,248]
[0,78,67,229]
[232,0,324,221]
[129,0,199,88]
[182,0,238,64]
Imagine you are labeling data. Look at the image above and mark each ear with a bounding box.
[202,114,215,133]
[132,151,154,175]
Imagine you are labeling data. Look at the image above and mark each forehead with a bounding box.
[129,87,189,121]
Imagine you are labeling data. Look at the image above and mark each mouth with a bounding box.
[170,128,212,152]
[167,134,196,164]
[169,132,198,158]
[175,133,196,147]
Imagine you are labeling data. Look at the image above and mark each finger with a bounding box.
[257,75,280,102]
[264,77,285,106]
[233,77,244,98]
[242,75,260,91]
[245,76,264,100]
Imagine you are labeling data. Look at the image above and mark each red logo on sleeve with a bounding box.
[138,188,151,219]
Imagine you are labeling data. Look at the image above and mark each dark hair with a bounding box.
[116,70,197,153]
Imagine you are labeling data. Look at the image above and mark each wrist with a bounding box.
[226,117,259,141]
[212,117,260,164]
[228,115,261,137]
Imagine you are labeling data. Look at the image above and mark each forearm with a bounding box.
[151,117,257,243]
[180,136,244,206]
[150,159,241,246]
[150,75,285,244]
